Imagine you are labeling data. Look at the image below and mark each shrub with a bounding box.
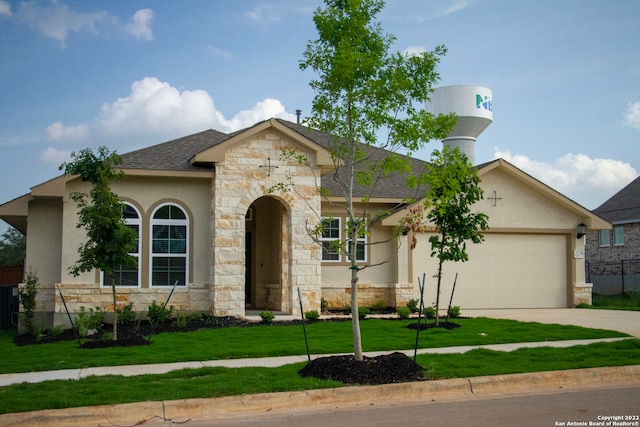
[147,301,174,326]
[75,306,105,337]
[19,269,39,336]
[424,306,436,319]
[371,299,387,312]
[396,306,411,319]
[260,310,275,325]
[358,306,370,320]
[116,301,136,325]
[320,298,328,313]
[448,306,461,319]
[305,310,320,322]
[175,311,188,329]
[406,299,419,313]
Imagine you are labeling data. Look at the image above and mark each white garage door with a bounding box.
[433,234,568,309]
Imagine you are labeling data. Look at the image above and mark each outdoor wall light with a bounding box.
[576,223,587,239]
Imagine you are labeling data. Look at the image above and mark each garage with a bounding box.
[418,233,568,309]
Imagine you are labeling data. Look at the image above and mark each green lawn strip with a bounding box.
[0,318,629,375]
[1,339,639,415]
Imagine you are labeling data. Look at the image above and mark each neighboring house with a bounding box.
[0,118,609,329]
[585,176,640,294]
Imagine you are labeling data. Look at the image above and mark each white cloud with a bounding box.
[13,1,153,45]
[403,45,426,57]
[125,9,153,41]
[624,102,640,130]
[0,0,12,16]
[46,77,297,146]
[494,148,638,208]
[244,5,281,23]
[46,122,89,141]
[40,147,72,164]
[204,44,233,59]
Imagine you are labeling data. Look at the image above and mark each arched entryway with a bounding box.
[245,196,290,311]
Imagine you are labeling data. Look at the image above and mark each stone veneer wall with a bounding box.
[211,130,322,316]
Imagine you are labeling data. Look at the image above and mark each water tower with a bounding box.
[426,85,493,165]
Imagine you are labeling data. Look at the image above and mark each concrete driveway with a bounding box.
[467,308,640,338]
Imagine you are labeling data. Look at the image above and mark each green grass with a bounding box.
[0,318,628,374]
[1,339,639,415]
[587,292,640,311]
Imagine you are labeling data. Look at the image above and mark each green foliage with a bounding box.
[370,299,387,312]
[260,311,275,325]
[147,301,174,326]
[59,146,138,278]
[320,298,328,312]
[424,306,436,319]
[396,306,411,319]
[299,0,455,361]
[448,306,461,319]
[75,306,105,337]
[175,311,188,329]
[116,301,136,325]
[18,269,38,336]
[592,292,640,309]
[305,310,321,322]
[358,306,370,320]
[406,299,419,313]
[0,227,26,266]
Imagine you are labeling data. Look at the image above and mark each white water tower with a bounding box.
[426,85,493,165]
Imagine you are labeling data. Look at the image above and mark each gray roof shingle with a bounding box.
[593,176,640,223]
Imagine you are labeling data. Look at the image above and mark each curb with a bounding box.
[2,365,639,427]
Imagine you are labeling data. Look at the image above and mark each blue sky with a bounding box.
[1,0,639,235]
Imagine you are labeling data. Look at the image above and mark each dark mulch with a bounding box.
[299,352,426,385]
[406,321,461,330]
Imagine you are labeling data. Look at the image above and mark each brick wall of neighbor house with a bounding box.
[586,223,640,263]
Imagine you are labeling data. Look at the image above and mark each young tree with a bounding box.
[420,146,489,326]
[0,227,26,266]
[60,147,137,341]
[300,0,455,360]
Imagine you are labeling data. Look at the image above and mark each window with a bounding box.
[320,217,341,261]
[346,218,367,263]
[599,230,610,247]
[613,226,624,246]
[102,203,140,287]
[151,204,188,286]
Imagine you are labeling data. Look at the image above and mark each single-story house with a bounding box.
[0,118,609,328]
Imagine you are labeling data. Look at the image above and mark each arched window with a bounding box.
[150,203,189,287]
[102,202,141,287]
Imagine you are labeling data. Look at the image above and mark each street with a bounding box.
[149,384,640,427]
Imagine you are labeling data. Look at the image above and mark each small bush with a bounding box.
[371,299,387,312]
[320,298,328,313]
[424,306,436,319]
[448,306,461,319]
[304,310,320,322]
[406,299,419,313]
[358,306,370,320]
[175,311,188,329]
[396,306,411,319]
[147,301,174,326]
[75,306,105,337]
[19,269,39,336]
[260,310,275,324]
[116,301,136,325]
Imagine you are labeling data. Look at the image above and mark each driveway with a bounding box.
[467,308,640,338]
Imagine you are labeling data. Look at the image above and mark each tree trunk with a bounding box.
[350,253,363,361]
[111,277,118,341]
[435,254,444,327]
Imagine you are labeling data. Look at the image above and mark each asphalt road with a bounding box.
[151,384,640,427]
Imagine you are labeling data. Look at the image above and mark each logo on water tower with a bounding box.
[476,94,492,111]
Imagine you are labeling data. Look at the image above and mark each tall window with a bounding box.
[599,229,610,247]
[613,225,624,246]
[321,217,341,261]
[346,218,367,262]
[151,204,188,286]
[102,203,140,287]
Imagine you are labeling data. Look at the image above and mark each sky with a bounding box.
[1,0,639,235]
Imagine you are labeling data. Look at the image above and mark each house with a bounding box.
[585,176,640,294]
[0,118,609,329]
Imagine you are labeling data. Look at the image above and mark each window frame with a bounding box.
[320,217,342,262]
[150,203,189,287]
[598,229,610,247]
[101,202,141,288]
[613,225,624,246]
[320,216,368,264]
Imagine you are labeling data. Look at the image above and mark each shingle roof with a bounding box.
[593,176,640,223]
[117,119,429,200]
